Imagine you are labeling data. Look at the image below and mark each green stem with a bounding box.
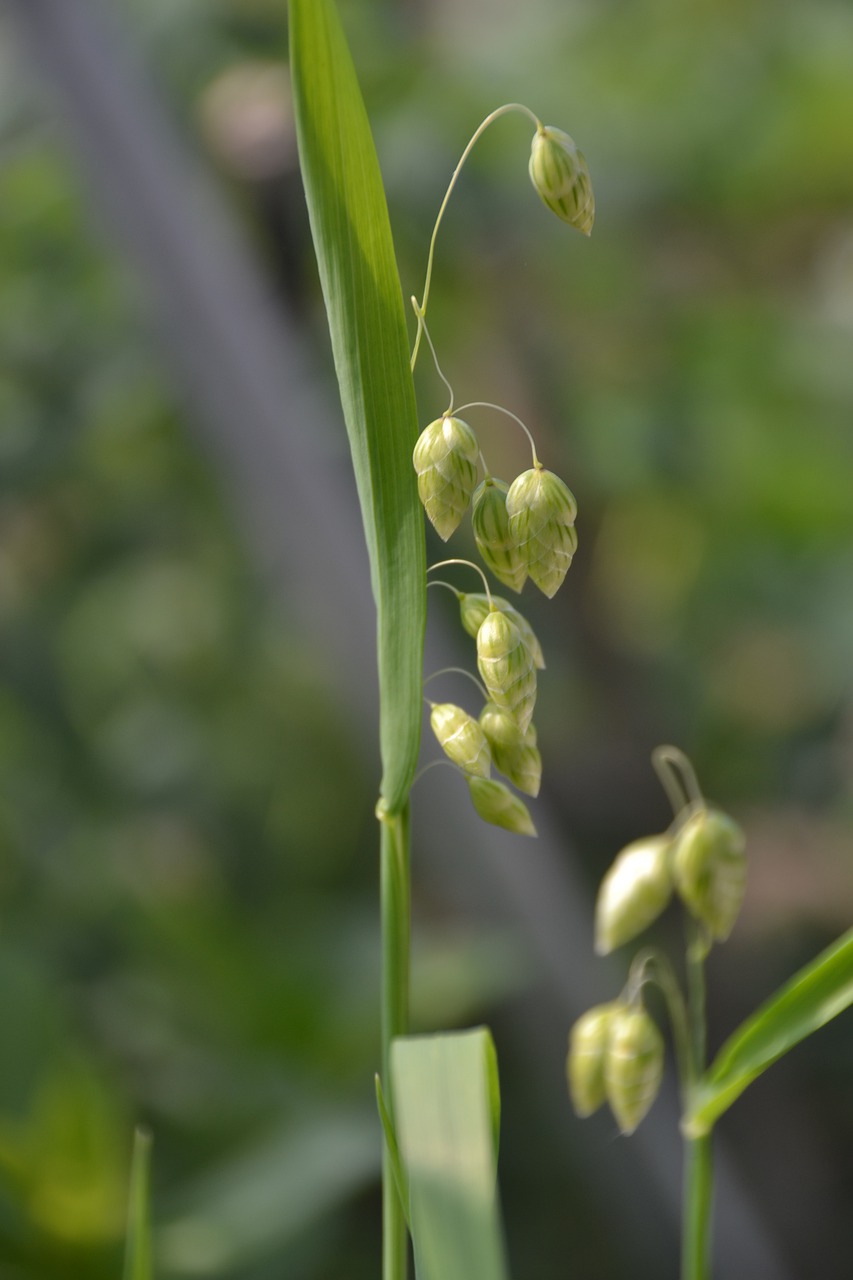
[682,921,713,1280]
[411,102,541,372]
[380,807,411,1280]
[682,1133,714,1280]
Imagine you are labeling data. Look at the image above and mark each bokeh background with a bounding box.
[2,0,853,1277]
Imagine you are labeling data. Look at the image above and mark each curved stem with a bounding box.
[380,807,411,1280]
[429,558,494,608]
[456,401,540,468]
[411,103,542,371]
[426,579,463,599]
[411,298,455,412]
[425,667,489,701]
[634,951,693,1110]
[652,744,705,819]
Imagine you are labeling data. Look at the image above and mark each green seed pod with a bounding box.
[479,703,542,797]
[567,1003,619,1118]
[528,125,595,236]
[471,477,528,593]
[595,835,674,956]
[459,593,545,669]
[429,703,491,779]
[604,1006,664,1135]
[671,808,747,941]
[467,775,537,837]
[413,415,480,541]
[476,610,537,733]
[505,466,578,598]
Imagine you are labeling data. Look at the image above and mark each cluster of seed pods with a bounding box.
[412,117,595,835]
[427,590,546,837]
[567,753,748,1134]
[413,422,579,600]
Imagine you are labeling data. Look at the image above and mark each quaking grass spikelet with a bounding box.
[471,477,528,593]
[476,610,537,733]
[529,125,595,236]
[479,702,541,797]
[672,808,746,942]
[429,703,491,778]
[505,466,578,598]
[604,1006,664,1135]
[567,1003,619,1118]
[467,775,537,836]
[595,835,674,955]
[413,415,480,540]
[459,593,545,669]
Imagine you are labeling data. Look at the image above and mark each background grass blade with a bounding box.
[123,1128,153,1280]
[391,1030,509,1280]
[684,928,853,1137]
[289,0,425,813]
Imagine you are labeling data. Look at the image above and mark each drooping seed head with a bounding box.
[467,775,537,837]
[471,477,528,593]
[429,703,491,779]
[476,610,537,733]
[671,808,747,942]
[529,125,595,236]
[459,593,545,669]
[604,1006,664,1135]
[505,466,578,598]
[413,415,480,540]
[567,1003,619,1118]
[479,703,542,797]
[595,835,674,956]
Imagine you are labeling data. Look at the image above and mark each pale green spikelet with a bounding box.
[529,125,595,236]
[459,593,545,669]
[413,415,480,540]
[467,775,537,837]
[672,808,747,941]
[471,477,527,593]
[476,610,537,733]
[505,466,578,598]
[567,1003,619,1118]
[604,1006,664,1135]
[479,704,541,797]
[429,703,491,778]
[595,835,674,956]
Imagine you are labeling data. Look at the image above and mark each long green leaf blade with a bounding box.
[684,927,853,1137]
[123,1127,153,1280]
[391,1029,509,1280]
[289,0,425,813]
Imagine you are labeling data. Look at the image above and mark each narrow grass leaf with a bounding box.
[391,1029,509,1280]
[684,927,853,1137]
[123,1127,153,1280]
[289,0,425,812]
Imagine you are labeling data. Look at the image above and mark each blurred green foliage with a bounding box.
[1,0,853,1277]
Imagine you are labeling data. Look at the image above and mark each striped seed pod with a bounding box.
[479,703,541,797]
[567,1002,619,1118]
[505,466,578,598]
[413,415,480,540]
[467,775,537,837]
[459,592,545,669]
[528,125,595,236]
[476,610,537,733]
[471,477,528,593]
[604,1006,664,1135]
[429,703,491,778]
[594,835,674,956]
[671,808,747,942]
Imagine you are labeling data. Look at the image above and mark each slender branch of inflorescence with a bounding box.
[425,666,490,701]
[411,102,542,372]
[429,558,494,609]
[411,298,455,412]
[456,400,541,469]
[652,744,705,818]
